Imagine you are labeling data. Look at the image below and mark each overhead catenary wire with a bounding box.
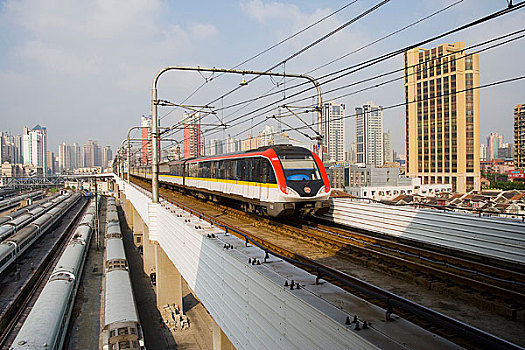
[153,2,525,156]
[177,2,525,143]
[158,0,391,128]
[163,0,507,134]
[158,0,360,122]
[161,29,525,154]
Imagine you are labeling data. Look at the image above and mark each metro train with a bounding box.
[102,196,145,350]
[0,194,65,243]
[131,145,332,217]
[0,193,79,275]
[0,190,42,212]
[10,198,96,350]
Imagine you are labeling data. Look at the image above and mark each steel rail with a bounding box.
[131,176,524,350]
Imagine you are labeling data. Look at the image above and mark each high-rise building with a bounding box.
[82,139,101,167]
[141,115,152,165]
[46,151,56,174]
[22,125,47,177]
[183,112,203,158]
[225,136,239,153]
[208,139,224,156]
[355,102,383,167]
[383,130,393,164]
[486,132,503,161]
[58,142,71,171]
[102,146,113,168]
[323,101,346,163]
[260,125,276,146]
[405,42,480,192]
[71,143,81,170]
[515,104,525,168]
[480,144,487,162]
[498,143,514,160]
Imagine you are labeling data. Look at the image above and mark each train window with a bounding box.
[130,327,137,334]
[118,327,129,335]
[118,341,131,349]
[243,159,250,182]
[280,155,321,181]
[262,160,271,183]
[236,160,244,180]
[216,160,222,179]
[224,159,232,179]
[252,158,261,182]
[209,161,216,178]
[110,330,116,337]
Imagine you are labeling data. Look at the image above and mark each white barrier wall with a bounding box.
[121,179,461,350]
[327,198,525,265]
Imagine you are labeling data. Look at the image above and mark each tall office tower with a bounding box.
[103,146,113,168]
[83,139,101,167]
[58,142,71,171]
[323,101,346,163]
[260,125,276,146]
[141,115,152,165]
[383,130,393,163]
[71,143,81,170]
[355,102,383,167]
[480,144,487,162]
[515,104,525,168]
[486,132,503,161]
[405,42,480,192]
[46,151,56,174]
[225,136,239,153]
[22,125,48,177]
[208,139,224,156]
[183,112,203,158]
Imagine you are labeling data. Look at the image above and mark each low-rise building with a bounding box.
[480,159,515,174]
[344,164,452,200]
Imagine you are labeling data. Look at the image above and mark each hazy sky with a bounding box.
[0,0,524,156]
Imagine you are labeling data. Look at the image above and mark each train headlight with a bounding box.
[317,185,331,195]
[280,185,288,194]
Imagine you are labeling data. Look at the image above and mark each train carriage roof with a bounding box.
[166,144,313,165]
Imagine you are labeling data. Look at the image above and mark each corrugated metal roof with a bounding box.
[104,269,138,326]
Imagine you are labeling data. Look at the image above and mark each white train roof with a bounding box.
[106,238,125,261]
[104,269,138,326]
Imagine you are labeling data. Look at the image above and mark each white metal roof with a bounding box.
[106,238,125,261]
[10,279,74,349]
[104,269,138,326]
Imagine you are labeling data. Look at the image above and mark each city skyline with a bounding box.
[1,1,523,155]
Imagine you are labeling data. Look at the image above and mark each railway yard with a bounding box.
[0,180,523,349]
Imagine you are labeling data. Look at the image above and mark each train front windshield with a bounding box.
[280,155,321,181]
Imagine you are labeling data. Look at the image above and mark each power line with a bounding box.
[159,0,391,127]
[193,28,525,149]
[159,0,359,122]
[282,75,525,135]
[155,3,525,156]
[194,2,525,140]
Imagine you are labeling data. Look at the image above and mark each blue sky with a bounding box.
[0,0,524,155]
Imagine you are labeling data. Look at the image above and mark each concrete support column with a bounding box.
[143,223,156,276]
[155,245,183,311]
[132,208,143,245]
[125,200,134,229]
[212,318,235,350]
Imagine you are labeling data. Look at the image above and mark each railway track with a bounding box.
[132,176,524,349]
[0,197,88,348]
